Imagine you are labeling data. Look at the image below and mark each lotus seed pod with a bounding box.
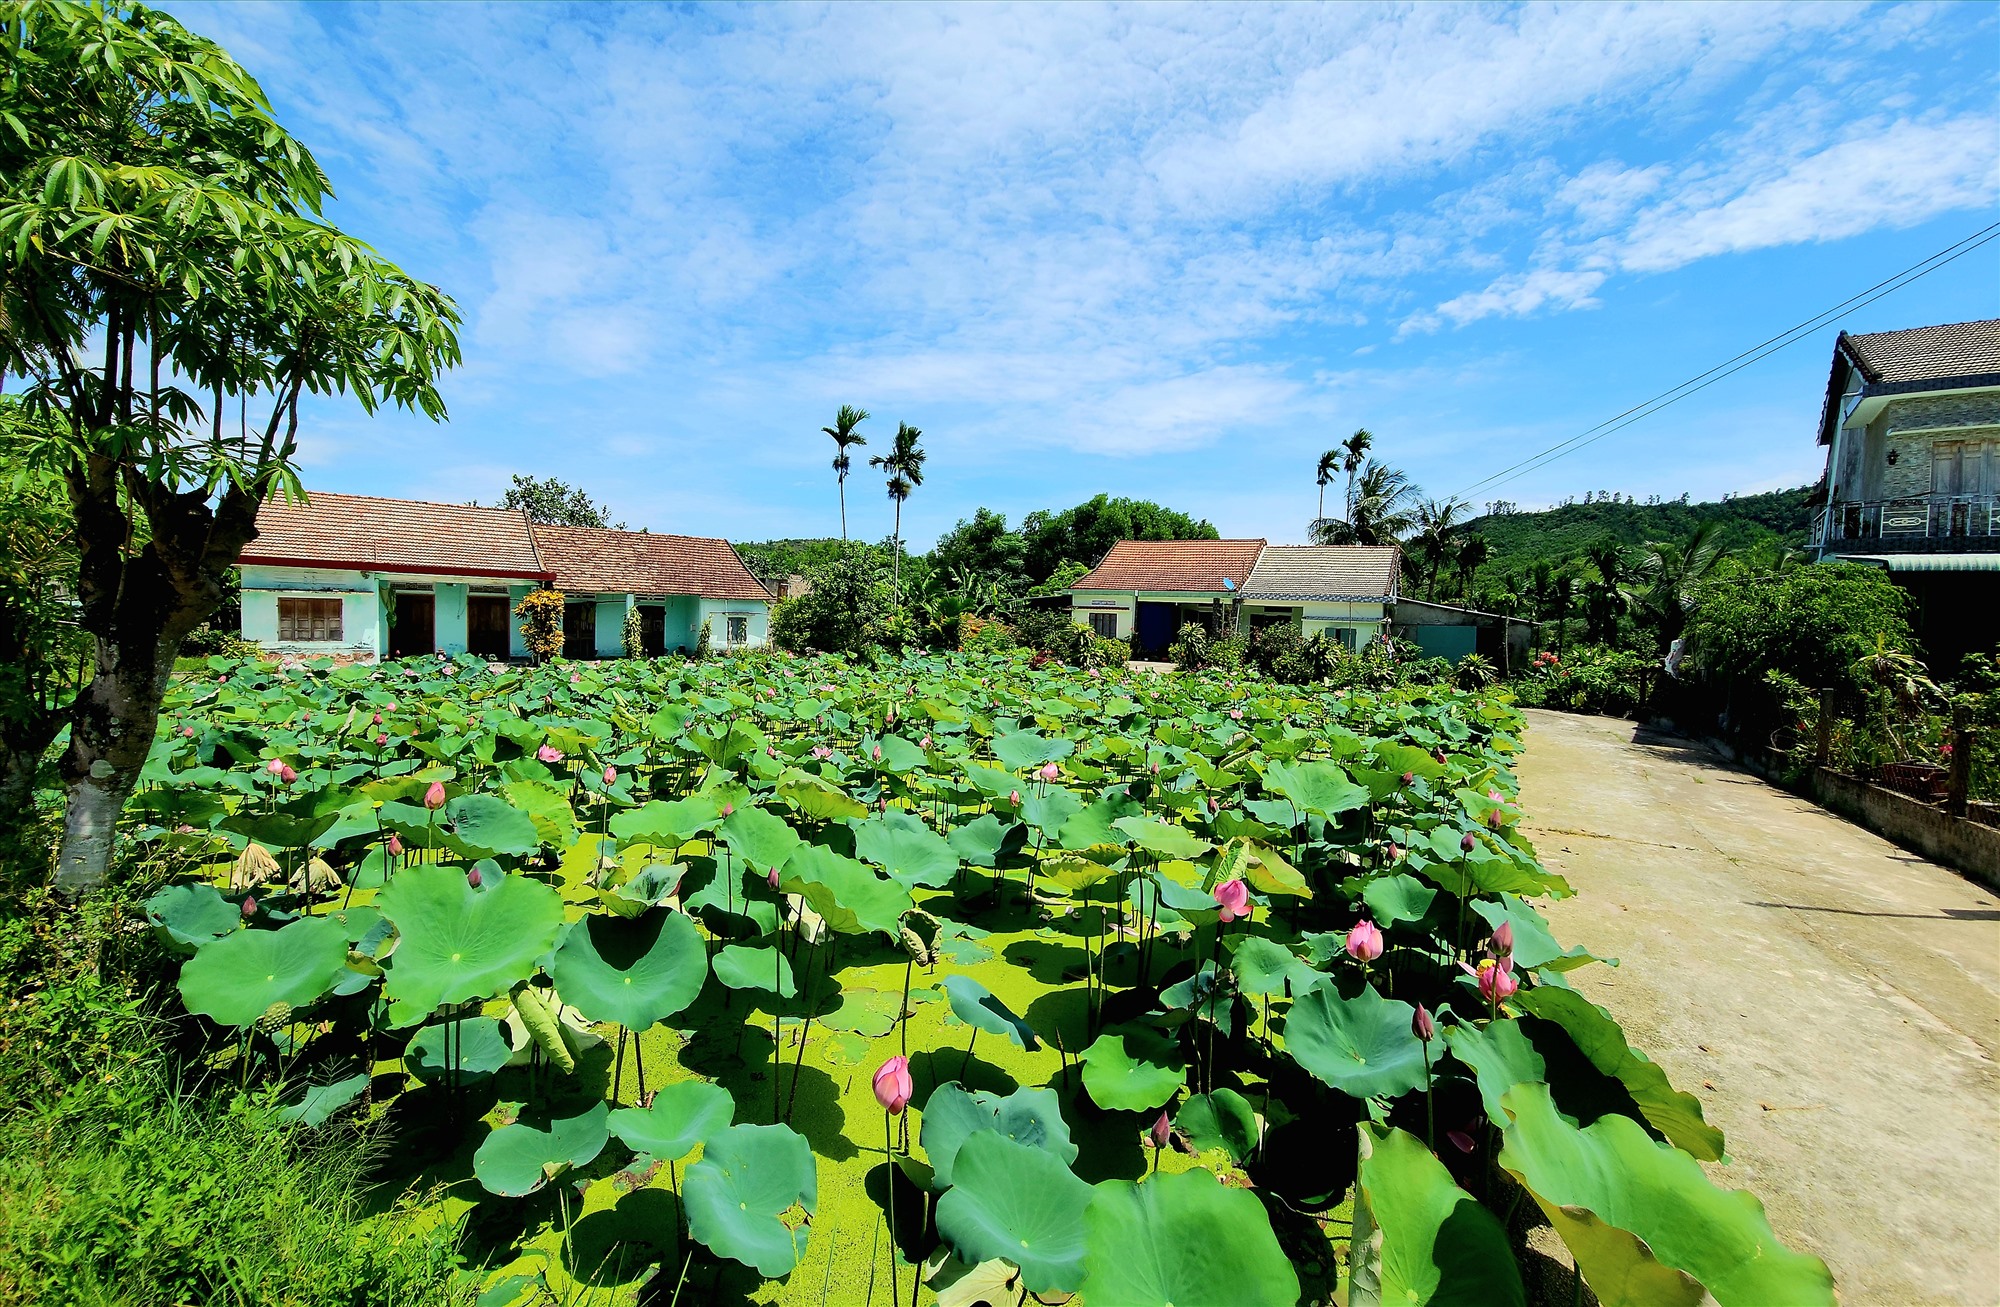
[256,1001,294,1034]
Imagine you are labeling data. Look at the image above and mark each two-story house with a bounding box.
[1811,318,2000,667]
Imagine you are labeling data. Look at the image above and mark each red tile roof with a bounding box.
[243,491,549,579]
[532,523,773,601]
[1071,539,1267,594]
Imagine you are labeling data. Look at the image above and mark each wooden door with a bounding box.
[390,592,434,658]
[467,595,509,657]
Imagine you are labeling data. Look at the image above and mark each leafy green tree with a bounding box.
[1021,495,1219,582]
[822,404,869,541]
[1313,460,1419,546]
[1404,497,1466,594]
[498,474,620,528]
[769,546,889,655]
[1581,536,1632,644]
[1631,521,1733,648]
[932,507,1026,591]
[868,421,926,608]
[0,2,461,891]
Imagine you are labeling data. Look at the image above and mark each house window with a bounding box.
[1089,612,1118,639]
[1332,626,1359,651]
[277,597,343,642]
[726,615,749,646]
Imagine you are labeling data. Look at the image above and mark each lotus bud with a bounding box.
[872,1055,913,1115]
[1208,797,1219,813]
[1460,956,1520,1004]
[1229,708,1243,721]
[372,712,383,725]
[871,744,882,762]
[1487,808,1504,830]
[181,726,195,739]
[720,803,734,818]
[603,765,618,785]
[467,867,483,888]
[1038,761,1059,782]
[767,866,782,891]
[1413,1002,1435,1042]
[1148,1108,1172,1151]
[424,781,447,810]
[1213,878,1250,923]
[1492,921,1514,955]
[279,764,297,784]
[1460,831,1476,854]
[386,701,398,712]
[266,758,286,776]
[1008,789,1021,806]
[1446,1128,1476,1154]
[1400,771,1414,787]
[387,834,404,857]
[375,733,389,745]
[920,735,932,749]
[1388,842,1404,862]
[1149,761,1161,775]
[1345,919,1384,963]
[241,895,258,918]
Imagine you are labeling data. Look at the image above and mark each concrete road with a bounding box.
[1518,709,2000,1307]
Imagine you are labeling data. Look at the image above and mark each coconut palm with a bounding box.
[1456,534,1491,601]
[1314,448,1340,531]
[1312,458,1418,545]
[823,405,870,541]
[1581,537,1632,643]
[1410,497,1468,596]
[1631,521,1732,646]
[1339,428,1374,521]
[869,422,926,608]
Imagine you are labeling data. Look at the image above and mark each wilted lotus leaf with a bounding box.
[608,1080,734,1163]
[1285,983,1428,1100]
[941,975,1039,1050]
[897,908,942,965]
[376,864,564,1015]
[684,1123,817,1278]
[549,908,705,1031]
[177,915,348,1028]
[473,1102,610,1198]
[143,883,240,954]
[1080,1025,1185,1112]
[935,1131,1091,1294]
[1079,1168,1299,1306]
[232,842,282,889]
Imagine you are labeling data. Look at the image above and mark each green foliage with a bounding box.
[1465,487,1814,575]
[770,545,891,655]
[1684,562,1915,703]
[496,474,619,528]
[620,603,644,658]
[1020,494,1219,582]
[512,588,564,664]
[1514,644,1653,715]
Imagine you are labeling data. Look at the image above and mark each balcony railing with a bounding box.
[1810,496,2000,550]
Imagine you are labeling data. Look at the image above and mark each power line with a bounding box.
[1452,221,2000,502]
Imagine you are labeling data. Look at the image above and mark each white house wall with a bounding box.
[696,597,769,650]
[240,565,385,659]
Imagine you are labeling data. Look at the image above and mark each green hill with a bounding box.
[1463,486,1814,574]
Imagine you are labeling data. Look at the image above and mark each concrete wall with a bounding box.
[1299,600,1387,648]
[434,583,469,656]
[1070,592,1135,640]
[240,565,385,659]
[1809,768,2000,892]
[595,595,633,658]
[508,585,533,659]
[696,597,769,650]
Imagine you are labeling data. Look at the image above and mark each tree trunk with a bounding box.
[892,503,902,611]
[839,477,848,542]
[55,622,178,893]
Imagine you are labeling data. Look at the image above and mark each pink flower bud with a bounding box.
[1148,1108,1172,1151]
[1460,956,1520,1004]
[181,727,195,739]
[279,764,297,784]
[387,834,404,856]
[1213,878,1250,923]
[603,765,618,785]
[1229,708,1243,721]
[1008,789,1021,806]
[720,803,734,818]
[1413,1003,1435,1041]
[1345,918,1384,963]
[1460,831,1476,853]
[372,713,383,725]
[920,735,932,749]
[1208,797,1219,813]
[1487,808,1505,830]
[241,896,257,918]
[1492,921,1514,955]
[1447,1128,1477,1154]
[266,758,286,776]
[424,781,447,810]
[1149,761,1161,775]
[1388,842,1404,862]
[375,733,388,745]
[767,866,782,890]
[1038,761,1059,782]
[467,867,483,888]
[386,701,398,712]
[872,1055,913,1115]
[871,744,883,762]
[1400,771,1414,787]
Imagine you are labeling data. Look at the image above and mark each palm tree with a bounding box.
[1582,536,1631,643]
[1312,458,1418,545]
[1339,428,1374,521]
[822,405,870,541]
[869,421,926,608]
[1456,534,1490,600]
[1410,497,1468,596]
[1631,521,1732,647]
[1314,448,1340,530]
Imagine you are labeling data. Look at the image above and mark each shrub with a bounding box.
[770,547,891,655]
[1518,644,1651,715]
[960,616,1015,653]
[1011,607,1090,662]
[1081,634,1131,669]
[1166,625,1210,669]
[512,588,564,664]
[620,604,644,658]
[179,626,258,659]
[1247,625,1344,684]
[1455,653,1498,691]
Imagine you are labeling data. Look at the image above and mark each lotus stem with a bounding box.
[884,1106,900,1307]
[613,1027,627,1103]
[899,957,912,1058]
[960,1026,978,1081]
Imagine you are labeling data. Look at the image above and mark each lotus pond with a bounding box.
[133,649,1832,1306]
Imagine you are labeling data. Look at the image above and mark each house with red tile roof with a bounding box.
[238,490,772,659]
[1067,539,1401,658]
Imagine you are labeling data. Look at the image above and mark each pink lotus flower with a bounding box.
[241,896,257,918]
[1400,771,1414,787]
[1460,831,1476,853]
[1460,956,1519,1005]
[719,802,734,818]
[538,744,564,763]
[1038,761,1059,782]
[424,781,447,810]
[1345,919,1384,963]
[467,867,483,888]
[1413,1003,1435,1042]
[375,733,389,745]
[1491,921,1514,955]
[387,834,404,856]
[1008,789,1021,806]
[372,712,383,725]
[174,824,196,835]
[181,727,195,739]
[1213,878,1250,923]
[1148,1108,1172,1151]
[386,701,398,712]
[266,758,286,776]
[811,745,831,760]
[920,735,932,749]
[603,765,618,785]
[1229,708,1243,721]
[767,866,782,890]
[873,1056,913,1115]
[569,673,581,685]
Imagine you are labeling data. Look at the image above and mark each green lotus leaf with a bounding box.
[1261,759,1369,817]
[1351,1122,1525,1307]
[684,1123,817,1278]
[922,1253,1021,1307]
[719,804,801,873]
[1226,935,1318,998]
[1020,787,1083,842]
[853,810,960,889]
[1239,840,1310,897]
[1496,1083,1833,1306]
[1472,893,1606,972]
[775,771,867,821]
[782,843,912,937]
[1370,742,1448,782]
[941,974,1039,1049]
[473,1102,610,1198]
[865,734,928,774]
[1079,1168,1299,1307]
[919,1081,1077,1189]
[1175,1088,1259,1163]
[609,795,719,847]
[177,915,348,1028]
[945,814,1023,867]
[277,1071,371,1128]
[499,778,577,848]
[1516,987,1724,1162]
[1040,854,1119,895]
[1285,983,1428,1100]
[711,944,796,998]
[1056,792,1144,850]
[219,808,340,850]
[511,981,575,1074]
[1362,872,1438,926]
[1111,816,1212,859]
[601,862,685,917]
[990,731,1074,770]
[439,793,541,860]
[1444,1016,1547,1125]
[607,1080,735,1162]
[935,1132,1091,1294]
[405,1017,513,1084]
[817,986,902,1037]
[549,908,706,1031]
[1080,1025,1185,1112]
[143,883,241,954]
[959,762,1018,799]
[376,864,565,1014]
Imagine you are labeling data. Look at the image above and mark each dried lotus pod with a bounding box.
[233,842,281,889]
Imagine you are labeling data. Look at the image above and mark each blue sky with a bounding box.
[189,2,1999,548]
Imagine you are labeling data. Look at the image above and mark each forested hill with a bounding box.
[1463,486,1815,570]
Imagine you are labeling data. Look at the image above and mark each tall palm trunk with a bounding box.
[1317,484,1325,524]
[891,501,903,610]
[839,474,848,542]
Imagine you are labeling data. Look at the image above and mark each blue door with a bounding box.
[1135,602,1176,658]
